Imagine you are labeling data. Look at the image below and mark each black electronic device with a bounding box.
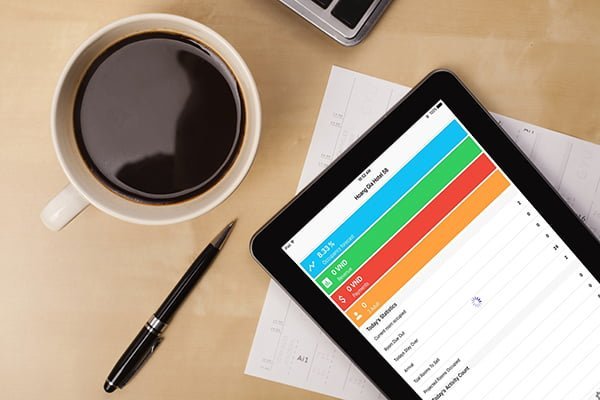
[251,70,600,399]
[280,0,392,46]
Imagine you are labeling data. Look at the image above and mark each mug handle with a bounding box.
[41,184,90,231]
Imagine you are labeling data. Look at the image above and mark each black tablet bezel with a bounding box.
[250,70,600,399]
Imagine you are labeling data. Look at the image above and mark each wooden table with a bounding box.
[1,0,599,398]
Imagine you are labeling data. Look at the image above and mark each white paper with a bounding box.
[245,66,600,399]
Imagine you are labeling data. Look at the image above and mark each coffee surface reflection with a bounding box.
[74,31,244,204]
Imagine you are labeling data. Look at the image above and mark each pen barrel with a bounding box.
[155,244,219,322]
[104,324,162,392]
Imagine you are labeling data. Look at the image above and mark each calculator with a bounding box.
[280,0,392,46]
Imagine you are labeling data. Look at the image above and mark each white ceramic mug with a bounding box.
[41,14,261,231]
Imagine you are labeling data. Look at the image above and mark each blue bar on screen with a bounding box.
[299,120,467,278]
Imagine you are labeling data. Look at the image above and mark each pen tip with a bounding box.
[211,219,237,250]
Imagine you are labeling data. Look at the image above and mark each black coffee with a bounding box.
[74,31,244,204]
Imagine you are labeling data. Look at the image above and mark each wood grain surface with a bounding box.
[1,0,599,398]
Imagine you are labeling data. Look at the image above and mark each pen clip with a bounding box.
[120,333,163,387]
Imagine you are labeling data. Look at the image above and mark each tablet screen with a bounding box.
[282,101,600,399]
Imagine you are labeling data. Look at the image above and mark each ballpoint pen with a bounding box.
[103,220,236,393]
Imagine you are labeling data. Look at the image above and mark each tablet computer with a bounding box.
[250,70,600,399]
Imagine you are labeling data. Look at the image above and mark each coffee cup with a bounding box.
[41,13,261,231]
